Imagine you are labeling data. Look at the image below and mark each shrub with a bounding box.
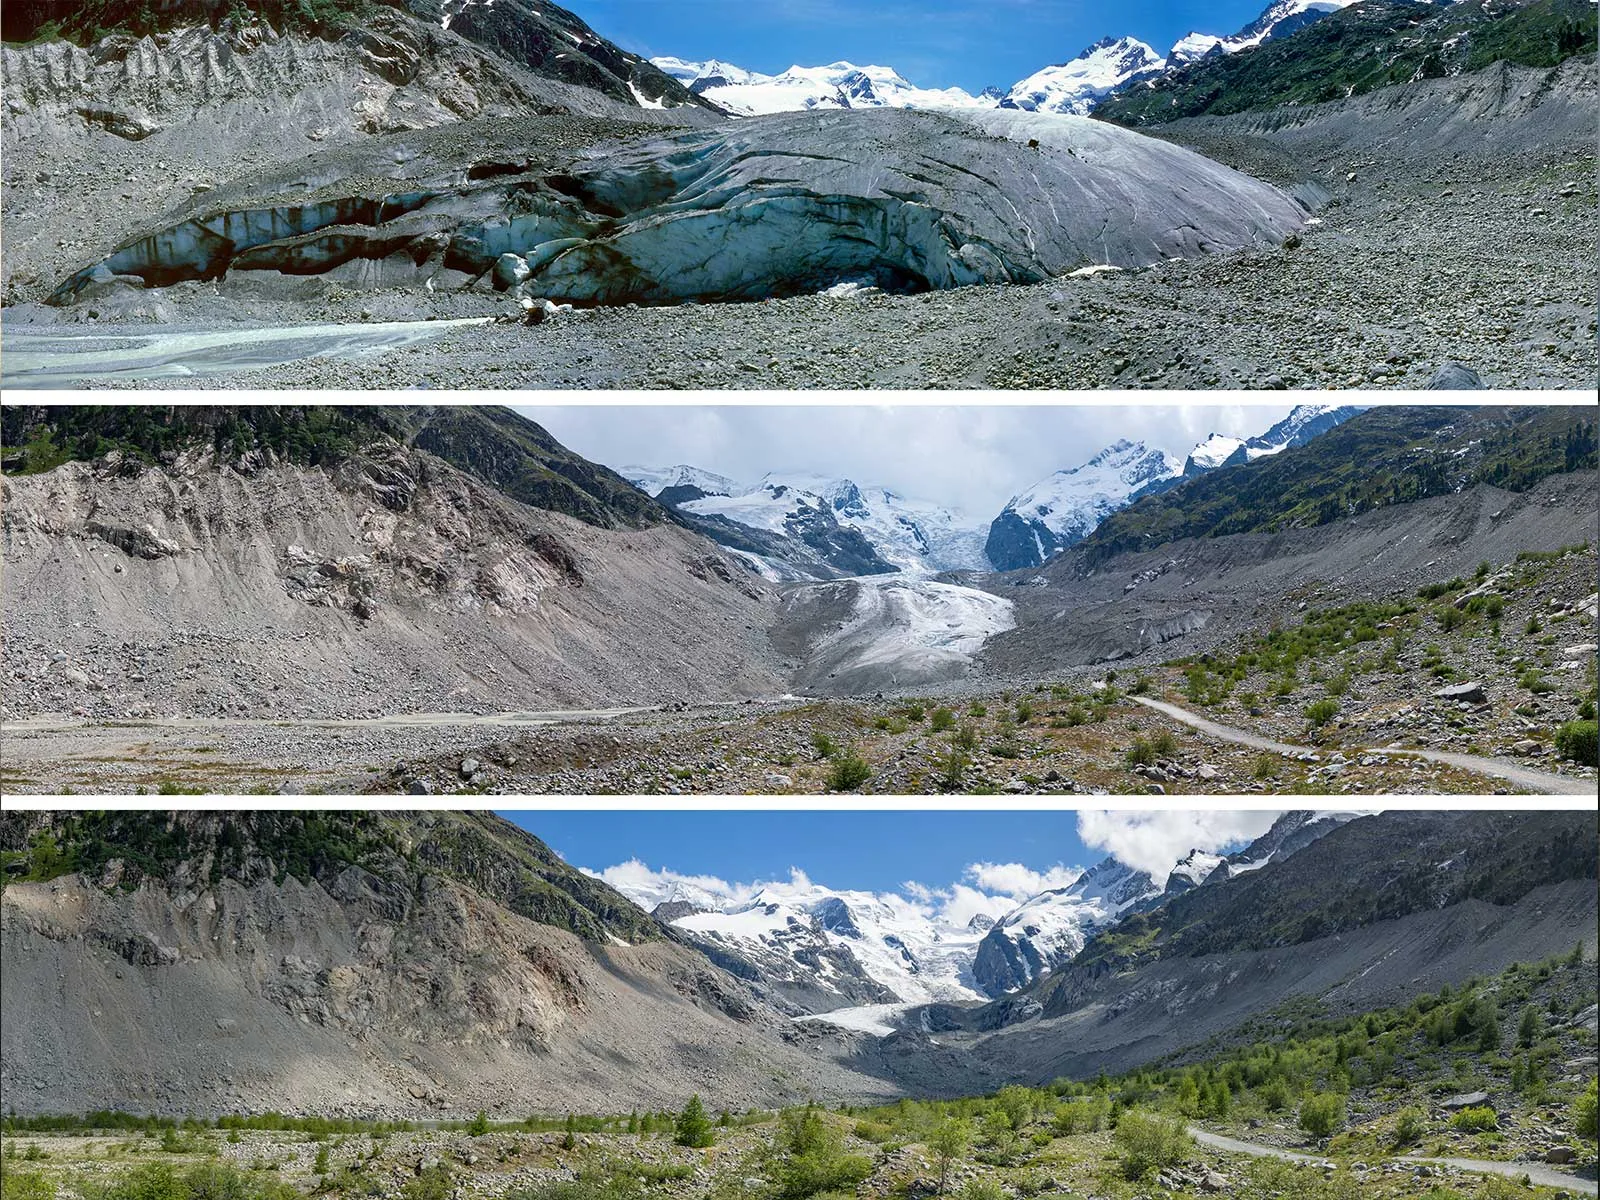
[825,751,871,792]
[1124,738,1155,768]
[1252,753,1278,780]
[1577,1077,1598,1140]
[809,730,837,759]
[1554,720,1598,766]
[930,707,955,732]
[1112,1109,1190,1180]
[1304,698,1339,729]
[958,1182,1005,1200]
[1517,1006,1542,1048]
[1437,605,1465,632]
[1297,1092,1345,1138]
[1151,729,1178,757]
[769,1109,871,1200]
[928,1117,971,1197]
[1014,701,1034,723]
[1392,1106,1427,1146]
[1519,668,1553,694]
[467,1111,489,1137]
[954,724,980,751]
[969,702,987,718]
[1258,1079,1290,1112]
[936,747,969,792]
[2,1174,56,1200]
[674,1095,714,1148]
[1449,1107,1498,1133]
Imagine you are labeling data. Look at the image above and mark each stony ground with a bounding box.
[0,676,1570,796]
[6,546,1591,796]
[5,61,1595,391]
[0,1113,1590,1200]
[43,137,1593,391]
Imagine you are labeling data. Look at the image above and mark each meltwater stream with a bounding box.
[0,318,488,387]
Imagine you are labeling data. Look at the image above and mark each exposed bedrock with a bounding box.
[47,107,1309,305]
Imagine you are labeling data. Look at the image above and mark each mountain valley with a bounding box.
[0,0,1593,387]
[2,402,1595,796]
[1,809,1595,1200]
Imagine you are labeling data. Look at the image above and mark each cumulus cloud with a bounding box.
[964,861,1080,899]
[1074,811,1283,881]
[586,856,1084,927]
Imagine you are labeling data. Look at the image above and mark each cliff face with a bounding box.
[0,812,895,1115]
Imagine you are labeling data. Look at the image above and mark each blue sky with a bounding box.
[568,0,1272,93]
[503,810,1282,903]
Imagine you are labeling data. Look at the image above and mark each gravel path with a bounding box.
[1190,1127,1599,1195]
[1131,696,1595,796]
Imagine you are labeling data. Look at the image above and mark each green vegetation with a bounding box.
[1097,0,1599,125]
[0,812,663,946]
[1554,719,1598,766]
[1110,1109,1190,1179]
[673,1096,714,1149]
[1303,698,1339,729]
[824,749,872,792]
[0,406,664,532]
[1449,1107,1499,1133]
[1081,408,1596,565]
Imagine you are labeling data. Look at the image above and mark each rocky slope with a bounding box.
[0,811,895,1114]
[0,405,784,719]
[1097,0,1597,124]
[865,811,1598,1093]
[0,2,723,307]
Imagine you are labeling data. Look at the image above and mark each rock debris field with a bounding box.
[2,58,1595,390]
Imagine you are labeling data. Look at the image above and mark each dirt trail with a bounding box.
[1130,696,1594,796]
[1189,1127,1598,1195]
[1,707,656,735]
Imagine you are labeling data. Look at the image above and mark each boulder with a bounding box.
[1427,362,1482,389]
[1433,680,1486,704]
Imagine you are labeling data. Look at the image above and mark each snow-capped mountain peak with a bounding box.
[1169,0,1358,63]
[1166,848,1227,890]
[984,440,1180,570]
[971,857,1160,996]
[1185,433,1247,473]
[622,464,743,499]
[1000,36,1166,116]
[648,56,990,116]
[631,465,992,578]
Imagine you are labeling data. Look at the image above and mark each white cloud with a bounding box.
[1075,811,1282,881]
[938,883,1022,927]
[585,856,1085,928]
[963,861,1080,898]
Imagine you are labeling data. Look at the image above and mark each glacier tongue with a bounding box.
[51,106,1307,306]
[778,575,1016,693]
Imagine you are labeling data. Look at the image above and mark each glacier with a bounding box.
[50,106,1307,306]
